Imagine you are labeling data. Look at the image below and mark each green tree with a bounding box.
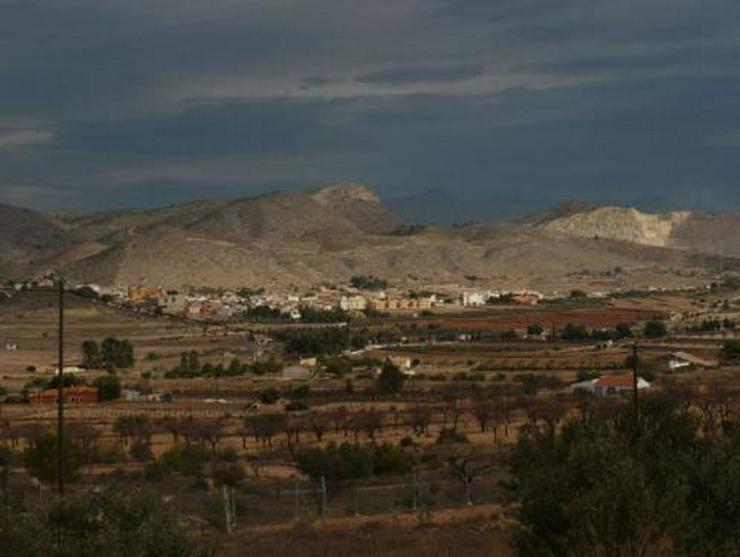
[81,340,102,369]
[227,357,242,375]
[24,433,82,486]
[188,350,201,373]
[376,360,406,395]
[509,395,740,557]
[0,488,209,556]
[94,375,121,402]
[101,338,135,369]
[721,339,740,361]
[561,323,589,341]
[643,319,668,338]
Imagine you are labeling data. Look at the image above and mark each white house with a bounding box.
[282,365,311,380]
[570,375,651,396]
[340,295,368,311]
[462,291,489,307]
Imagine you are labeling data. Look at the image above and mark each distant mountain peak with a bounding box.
[310,182,380,205]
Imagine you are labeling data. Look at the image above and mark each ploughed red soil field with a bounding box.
[438,307,663,331]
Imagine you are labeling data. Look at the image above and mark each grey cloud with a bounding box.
[356,64,485,84]
[1,0,740,211]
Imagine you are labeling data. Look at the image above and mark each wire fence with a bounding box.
[207,469,507,529]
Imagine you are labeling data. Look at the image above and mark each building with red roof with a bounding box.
[29,386,99,404]
[570,375,651,396]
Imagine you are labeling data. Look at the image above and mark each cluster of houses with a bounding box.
[87,282,549,321]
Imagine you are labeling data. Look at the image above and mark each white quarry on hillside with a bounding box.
[541,207,692,247]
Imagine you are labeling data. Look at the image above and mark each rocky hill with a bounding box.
[2,184,739,291]
[0,204,71,279]
[532,206,740,257]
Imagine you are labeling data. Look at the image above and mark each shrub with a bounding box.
[436,428,468,445]
[376,360,406,395]
[157,445,211,477]
[94,374,121,402]
[722,340,740,362]
[643,319,667,338]
[258,388,280,405]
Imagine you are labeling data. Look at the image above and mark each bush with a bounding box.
[258,388,280,405]
[24,433,82,485]
[94,374,121,402]
[510,395,740,556]
[561,323,589,341]
[0,488,206,556]
[436,428,468,445]
[157,445,211,477]
[350,275,388,290]
[376,360,406,395]
[294,442,413,481]
[643,319,667,338]
[722,340,740,362]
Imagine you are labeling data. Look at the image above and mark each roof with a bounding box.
[35,386,99,396]
[670,352,718,367]
[594,375,640,388]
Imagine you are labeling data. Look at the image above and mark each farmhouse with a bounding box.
[282,365,311,380]
[122,389,165,402]
[30,386,99,404]
[339,295,368,311]
[462,291,488,307]
[570,375,651,396]
[668,351,718,371]
[128,285,166,304]
[510,292,541,306]
[50,365,86,375]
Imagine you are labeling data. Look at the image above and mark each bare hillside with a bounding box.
[0,203,71,278]
[4,185,739,291]
[534,206,740,257]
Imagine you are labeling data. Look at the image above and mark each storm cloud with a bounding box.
[1,0,739,210]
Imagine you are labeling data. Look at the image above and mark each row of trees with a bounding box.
[165,353,281,379]
[241,305,351,323]
[81,338,135,370]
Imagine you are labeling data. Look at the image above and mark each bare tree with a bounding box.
[406,404,434,437]
[246,414,286,448]
[67,423,100,463]
[307,412,330,443]
[353,408,383,442]
[471,398,495,433]
[327,405,350,436]
[448,451,496,506]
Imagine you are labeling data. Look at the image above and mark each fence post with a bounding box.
[354,480,360,516]
[320,476,328,520]
[223,485,233,534]
[412,472,418,511]
[293,477,299,521]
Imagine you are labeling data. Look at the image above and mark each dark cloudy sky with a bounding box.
[1,0,739,211]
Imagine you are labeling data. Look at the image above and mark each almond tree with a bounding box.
[448,450,495,506]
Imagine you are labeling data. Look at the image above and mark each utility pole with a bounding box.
[631,342,639,413]
[57,278,65,498]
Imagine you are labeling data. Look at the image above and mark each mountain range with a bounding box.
[1,182,738,292]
